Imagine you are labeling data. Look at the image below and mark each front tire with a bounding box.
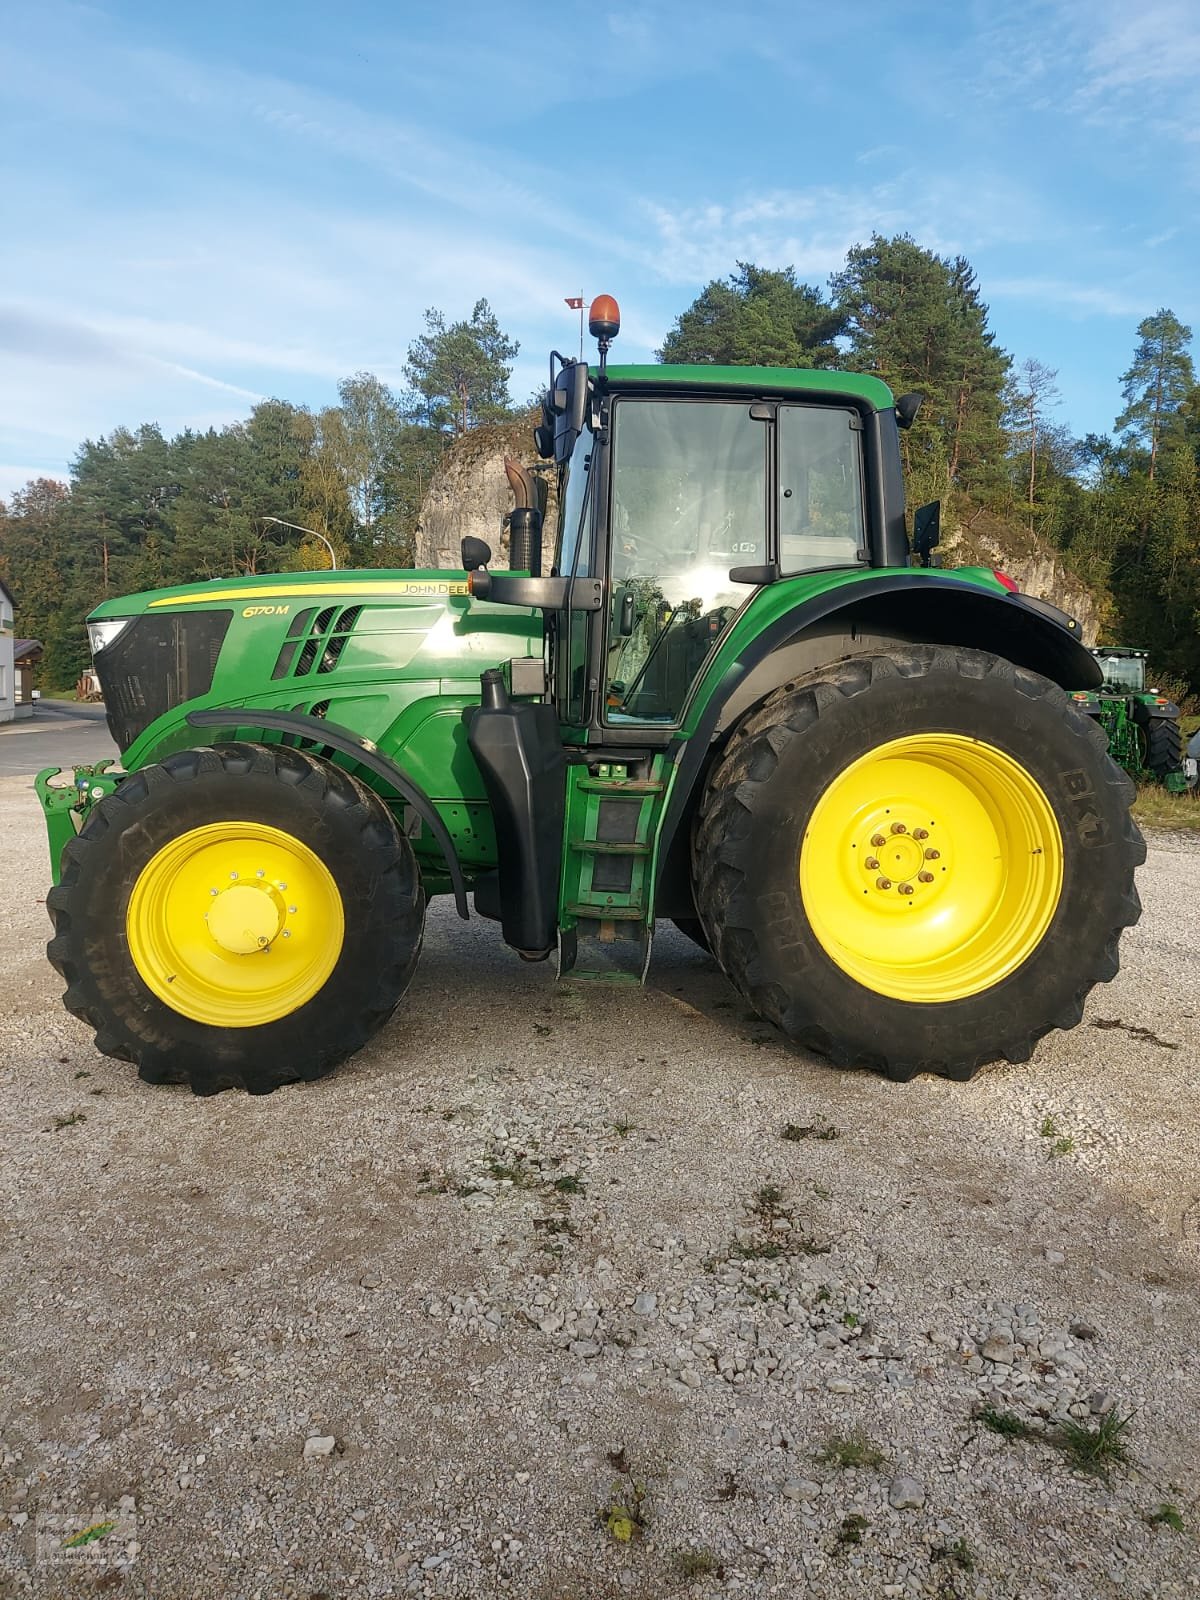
[692,646,1144,1081]
[47,743,424,1094]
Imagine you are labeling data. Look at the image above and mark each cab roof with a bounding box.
[602,363,896,411]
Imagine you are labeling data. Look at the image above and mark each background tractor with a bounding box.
[38,296,1143,1095]
[1071,646,1186,791]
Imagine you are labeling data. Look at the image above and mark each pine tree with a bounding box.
[405,300,518,435]
[1115,309,1195,481]
[658,263,844,367]
[831,235,1010,505]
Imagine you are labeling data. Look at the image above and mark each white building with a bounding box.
[0,578,15,725]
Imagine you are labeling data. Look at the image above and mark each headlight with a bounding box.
[87,618,133,656]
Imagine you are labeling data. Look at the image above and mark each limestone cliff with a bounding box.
[413,413,555,573]
[942,509,1106,644]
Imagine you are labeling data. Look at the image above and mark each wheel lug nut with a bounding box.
[871,834,886,848]
[864,856,880,870]
[918,870,934,884]
[913,827,929,840]
[898,883,914,896]
[890,822,907,834]
[876,877,892,891]
[925,848,940,861]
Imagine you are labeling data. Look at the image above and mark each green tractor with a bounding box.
[38,296,1143,1095]
[1069,646,1186,791]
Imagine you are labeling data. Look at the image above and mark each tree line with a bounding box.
[1,238,1196,698]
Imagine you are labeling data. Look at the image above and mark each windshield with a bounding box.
[1096,654,1145,692]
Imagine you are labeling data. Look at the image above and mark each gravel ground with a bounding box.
[1,774,1198,1599]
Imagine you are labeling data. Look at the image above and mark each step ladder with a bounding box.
[558,762,668,984]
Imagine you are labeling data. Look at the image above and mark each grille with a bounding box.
[96,610,232,751]
[272,605,362,679]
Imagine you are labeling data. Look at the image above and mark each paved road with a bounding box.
[0,699,119,777]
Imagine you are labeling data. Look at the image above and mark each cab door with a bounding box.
[603,398,768,725]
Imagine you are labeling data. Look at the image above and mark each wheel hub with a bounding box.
[859,820,943,899]
[206,880,288,954]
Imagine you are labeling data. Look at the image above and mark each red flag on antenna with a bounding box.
[564,297,584,309]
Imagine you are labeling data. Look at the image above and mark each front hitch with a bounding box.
[35,762,124,883]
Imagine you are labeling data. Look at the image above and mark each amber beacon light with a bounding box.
[588,295,620,341]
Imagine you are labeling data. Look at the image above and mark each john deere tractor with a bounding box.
[1070,646,1186,791]
[38,296,1143,1095]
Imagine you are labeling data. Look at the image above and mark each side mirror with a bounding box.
[461,536,492,572]
[729,562,780,586]
[895,392,924,430]
[550,358,590,464]
[912,501,941,568]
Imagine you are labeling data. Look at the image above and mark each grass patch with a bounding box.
[836,1513,870,1547]
[552,1173,584,1195]
[533,1215,574,1237]
[977,1406,1037,1441]
[599,1479,647,1543]
[817,1431,887,1471]
[1038,1115,1075,1157]
[931,1538,974,1573]
[782,1121,839,1141]
[609,1117,634,1138]
[1148,1503,1185,1532]
[51,1111,86,1130]
[730,1241,786,1261]
[486,1156,538,1188]
[1055,1410,1133,1476]
[672,1547,723,1578]
[1132,785,1200,832]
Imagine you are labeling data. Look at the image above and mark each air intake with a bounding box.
[272,605,362,680]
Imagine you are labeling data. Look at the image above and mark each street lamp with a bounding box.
[261,516,339,570]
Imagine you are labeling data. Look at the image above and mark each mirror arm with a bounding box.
[470,573,603,611]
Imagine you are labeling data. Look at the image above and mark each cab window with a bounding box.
[778,405,866,572]
[605,400,766,724]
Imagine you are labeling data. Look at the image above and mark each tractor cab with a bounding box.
[479,296,917,742]
[1092,646,1148,694]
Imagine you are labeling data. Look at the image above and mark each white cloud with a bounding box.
[637,172,1054,288]
[988,278,1149,318]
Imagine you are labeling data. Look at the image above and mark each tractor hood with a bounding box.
[87,568,543,763]
[88,567,479,622]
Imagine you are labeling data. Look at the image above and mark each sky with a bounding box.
[1,0,1198,503]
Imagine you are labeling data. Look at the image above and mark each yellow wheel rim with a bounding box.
[126,822,345,1027]
[799,734,1063,1003]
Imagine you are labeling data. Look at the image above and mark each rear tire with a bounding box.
[692,646,1144,1081]
[1140,714,1184,784]
[47,743,424,1094]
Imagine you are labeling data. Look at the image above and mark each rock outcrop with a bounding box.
[942,509,1106,644]
[413,414,554,573]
